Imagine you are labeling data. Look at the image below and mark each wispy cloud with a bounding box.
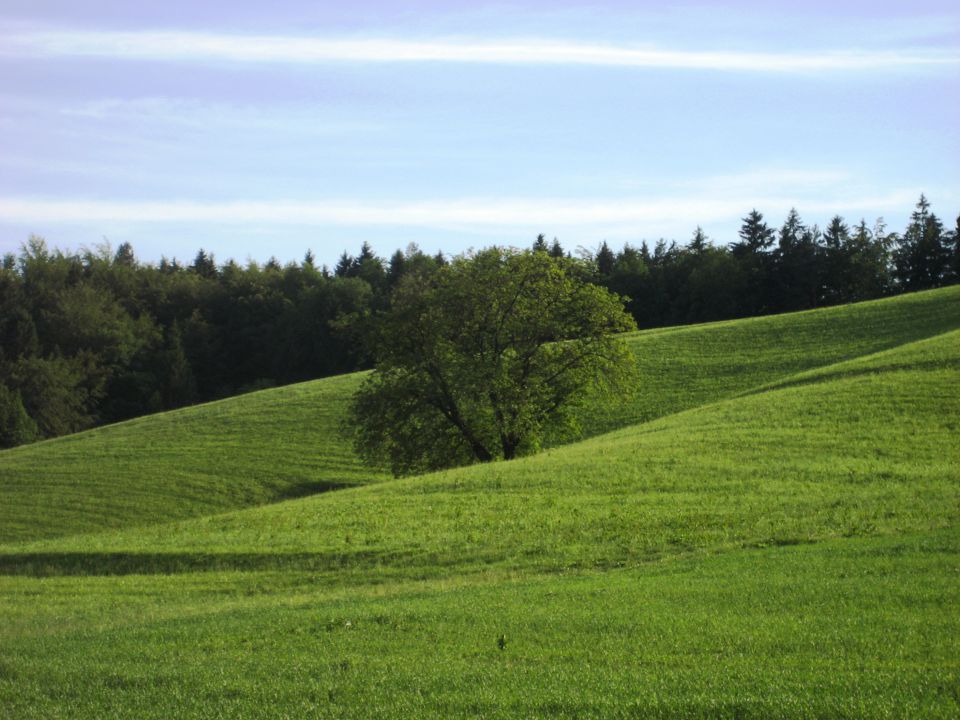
[57,97,384,135]
[0,190,926,233]
[4,29,958,73]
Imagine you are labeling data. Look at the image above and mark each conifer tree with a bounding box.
[596,241,615,276]
[689,227,708,255]
[334,251,354,278]
[732,210,775,254]
[895,195,949,289]
[0,384,38,448]
[191,249,217,278]
[730,210,775,315]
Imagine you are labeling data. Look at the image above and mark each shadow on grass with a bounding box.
[738,357,960,400]
[273,480,360,501]
[0,549,403,577]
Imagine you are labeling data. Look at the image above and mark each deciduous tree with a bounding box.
[347,248,637,475]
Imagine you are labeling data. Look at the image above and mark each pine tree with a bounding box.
[689,227,708,255]
[774,208,820,311]
[191,249,217,279]
[334,251,354,278]
[113,242,136,268]
[950,214,960,282]
[596,241,615,276]
[820,215,850,304]
[0,384,39,448]
[732,210,775,255]
[730,210,775,315]
[160,322,197,408]
[387,249,406,286]
[357,242,376,264]
[895,195,949,289]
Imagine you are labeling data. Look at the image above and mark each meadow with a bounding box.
[0,286,958,718]
[2,286,957,544]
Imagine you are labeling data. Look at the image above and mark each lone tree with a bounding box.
[347,247,637,476]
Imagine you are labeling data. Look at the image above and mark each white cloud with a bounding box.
[0,190,927,233]
[58,97,383,135]
[4,30,958,73]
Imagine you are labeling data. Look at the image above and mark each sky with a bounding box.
[0,1,958,268]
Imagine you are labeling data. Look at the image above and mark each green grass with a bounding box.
[1,530,957,719]
[582,283,960,435]
[2,286,958,544]
[5,326,957,578]
[1,287,958,718]
[0,373,381,543]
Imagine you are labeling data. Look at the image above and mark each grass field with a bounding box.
[1,287,958,718]
[0,373,378,543]
[2,530,957,719]
[2,285,958,544]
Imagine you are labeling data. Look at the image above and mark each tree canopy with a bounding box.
[1,195,956,450]
[346,248,638,475]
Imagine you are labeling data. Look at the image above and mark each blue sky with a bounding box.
[1,1,957,267]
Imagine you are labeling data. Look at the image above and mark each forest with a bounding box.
[1,195,957,449]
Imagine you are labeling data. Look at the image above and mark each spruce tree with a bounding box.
[191,249,217,278]
[689,227,708,255]
[334,251,354,278]
[730,210,775,315]
[0,384,39,448]
[895,195,949,289]
[596,241,615,277]
[821,216,850,304]
[732,210,775,255]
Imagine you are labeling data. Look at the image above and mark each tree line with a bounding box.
[590,195,958,328]
[1,195,957,448]
[0,239,446,447]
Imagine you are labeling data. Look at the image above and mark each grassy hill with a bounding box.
[2,285,958,544]
[578,283,960,435]
[0,288,958,718]
[4,325,957,576]
[0,372,380,543]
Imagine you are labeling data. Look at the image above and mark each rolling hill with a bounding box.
[4,324,957,577]
[0,287,958,718]
[2,285,958,544]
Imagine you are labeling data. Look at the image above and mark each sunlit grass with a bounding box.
[2,286,957,543]
[1,530,957,719]
[6,328,957,578]
[0,287,958,718]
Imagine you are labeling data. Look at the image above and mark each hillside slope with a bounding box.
[1,285,958,543]
[580,283,960,434]
[1,295,958,719]
[0,373,380,543]
[4,326,957,577]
